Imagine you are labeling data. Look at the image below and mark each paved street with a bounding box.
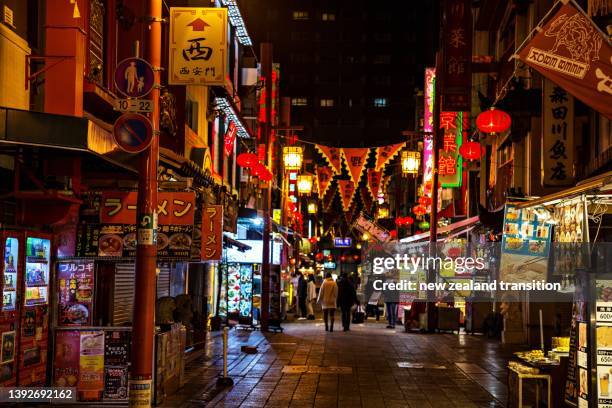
[162,321,520,408]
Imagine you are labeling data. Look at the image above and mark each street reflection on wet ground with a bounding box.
[162,321,520,407]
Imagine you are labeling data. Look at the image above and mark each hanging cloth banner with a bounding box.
[342,148,370,185]
[516,0,612,118]
[322,181,336,211]
[366,169,382,199]
[315,145,343,174]
[316,166,334,198]
[337,179,356,212]
[375,142,404,171]
[344,201,357,225]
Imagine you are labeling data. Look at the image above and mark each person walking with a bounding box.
[306,274,317,320]
[337,273,358,331]
[317,272,338,332]
[383,272,399,329]
[297,272,308,320]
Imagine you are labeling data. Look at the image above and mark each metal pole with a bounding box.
[129,1,161,406]
[260,43,273,332]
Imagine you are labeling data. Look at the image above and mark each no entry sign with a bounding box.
[113,113,153,154]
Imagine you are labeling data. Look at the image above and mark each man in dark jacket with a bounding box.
[297,272,308,319]
[337,273,358,331]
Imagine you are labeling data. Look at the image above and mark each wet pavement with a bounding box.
[162,321,520,408]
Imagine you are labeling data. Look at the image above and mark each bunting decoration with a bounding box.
[315,166,334,198]
[375,142,404,171]
[315,145,343,174]
[341,148,370,184]
[360,185,373,213]
[366,169,382,199]
[322,181,336,211]
[337,179,356,212]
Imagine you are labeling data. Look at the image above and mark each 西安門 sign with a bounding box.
[168,7,227,85]
[334,237,352,248]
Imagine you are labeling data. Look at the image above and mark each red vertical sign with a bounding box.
[224,121,237,157]
[442,0,472,111]
[201,205,223,261]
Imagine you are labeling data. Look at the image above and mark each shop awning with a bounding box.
[0,106,137,173]
[213,92,254,139]
[399,216,480,243]
[223,233,252,252]
[513,170,612,209]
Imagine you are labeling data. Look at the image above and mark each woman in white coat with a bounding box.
[306,274,317,320]
[317,272,338,332]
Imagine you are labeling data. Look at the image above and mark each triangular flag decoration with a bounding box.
[322,180,336,211]
[315,145,342,174]
[367,169,382,199]
[341,148,370,184]
[360,185,373,213]
[337,179,356,212]
[316,166,333,198]
[345,202,358,225]
[375,142,405,171]
[73,1,81,18]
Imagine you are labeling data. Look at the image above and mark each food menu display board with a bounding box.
[565,300,588,406]
[54,329,130,402]
[57,261,94,326]
[25,237,50,306]
[552,198,589,276]
[596,280,612,407]
[3,237,18,311]
[224,264,253,321]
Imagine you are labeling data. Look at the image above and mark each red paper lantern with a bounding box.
[404,216,414,225]
[413,205,427,216]
[252,163,273,181]
[237,152,258,168]
[309,236,318,244]
[476,108,511,134]
[418,196,432,206]
[459,141,484,161]
[390,230,398,239]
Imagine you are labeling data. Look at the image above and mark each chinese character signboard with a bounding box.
[316,166,333,197]
[337,180,356,212]
[352,213,391,243]
[169,7,227,85]
[543,79,575,186]
[442,0,472,111]
[517,1,612,119]
[374,143,404,172]
[438,112,464,187]
[342,148,370,184]
[224,121,237,157]
[202,205,223,261]
[333,237,352,248]
[423,68,435,198]
[315,145,342,174]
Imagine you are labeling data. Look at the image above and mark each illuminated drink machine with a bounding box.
[0,231,52,387]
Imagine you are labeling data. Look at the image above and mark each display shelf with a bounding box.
[26,257,48,264]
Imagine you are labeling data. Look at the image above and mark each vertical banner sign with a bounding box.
[316,166,333,198]
[315,145,343,174]
[438,112,464,187]
[516,1,612,119]
[322,181,336,211]
[337,180,356,212]
[201,205,223,261]
[543,79,575,186]
[168,7,228,85]
[223,121,237,157]
[423,68,436,198]
[442,0,472,111]
[57,260,95,326]
[342,148,370,184]
[374,143,404,171]
[367,169,382,199]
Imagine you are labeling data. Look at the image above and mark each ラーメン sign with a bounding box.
[168,7,227,85]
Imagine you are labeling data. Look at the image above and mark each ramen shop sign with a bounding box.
[201,205,223,261]
[100,191,195,225]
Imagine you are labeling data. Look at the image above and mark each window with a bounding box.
[322,13,336,21]
[373,55,391,64]
[291,97,308,106]
[320,99,334,107]
[292,11,309,20]
[373,98,388,108]
[290,31,310,41]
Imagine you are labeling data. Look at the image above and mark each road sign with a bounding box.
[113,113,153,154]
[114,98,154,113]
[114,57,155,98]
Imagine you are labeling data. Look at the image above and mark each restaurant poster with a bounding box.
[499,204,552,283]
[596,280,612,407]
[54,330,80,388]
[104,330,130,366]
[57,260,94,326]
[201,205,223,262]
[103,366,128,400]
[79,331,104,400]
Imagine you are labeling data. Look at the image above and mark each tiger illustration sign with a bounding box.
[517,1,612,118]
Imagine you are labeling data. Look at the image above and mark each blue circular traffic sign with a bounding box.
[113,113,153,154]
[114,57,155,98]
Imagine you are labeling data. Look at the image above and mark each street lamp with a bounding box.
[401,150,420,176]
[307,201,318,214]
[297,174,313,195]
[376,204,389,219]
[283,146,303,170]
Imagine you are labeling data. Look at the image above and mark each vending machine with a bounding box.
[0,231,51,386]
